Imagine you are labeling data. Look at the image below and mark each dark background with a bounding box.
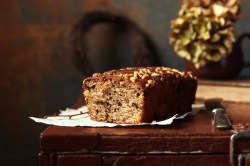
[0,0,250,165]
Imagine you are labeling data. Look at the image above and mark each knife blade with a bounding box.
[204,98,232,130]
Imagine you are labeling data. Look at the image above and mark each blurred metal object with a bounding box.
[205,98,232,130]
[213,108,232,130]
[230,131,250,166]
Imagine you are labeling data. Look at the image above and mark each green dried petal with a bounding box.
[212,4,228,17]
[175,18,185,25]
[194,63,200,68]
[191,19,199,24]
[178,36,191,46]
[177,50,191,60]
[199,24,206,33]
[206,22,212,30]
[175,40,184,48]
[199,31,211,40]
[169,37,176,44]
[217,46,227,55]
[190,32,197,40]
[211,34,220,42]
[173,28,181,33]
[199,60,206,66]
[214,55,223,61]
[219,18,226,26]
[218,29,228,34]
[223,40,233,50]
[227,0,238,7]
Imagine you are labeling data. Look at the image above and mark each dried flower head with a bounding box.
[170,0,240,68]
[182,0,241,21]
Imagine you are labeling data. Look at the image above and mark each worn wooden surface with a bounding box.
[39,101,250,165]
[1,0,250,165]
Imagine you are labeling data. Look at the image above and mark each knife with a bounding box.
[204,98,232,130]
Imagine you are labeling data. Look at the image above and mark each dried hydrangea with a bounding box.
[182,0,241,21]
[170,0,240,68]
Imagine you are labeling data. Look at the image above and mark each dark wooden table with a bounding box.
[39,101,250,166]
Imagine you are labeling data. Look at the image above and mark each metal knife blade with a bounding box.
[204,98,232,130]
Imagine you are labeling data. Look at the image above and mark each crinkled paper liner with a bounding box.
[30,104,204,127]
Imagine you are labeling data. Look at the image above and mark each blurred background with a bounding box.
[0,0,250,165]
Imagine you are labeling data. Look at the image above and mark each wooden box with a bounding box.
[39,101,250,166]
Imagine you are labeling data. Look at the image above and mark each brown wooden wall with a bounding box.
[0,0,250,165]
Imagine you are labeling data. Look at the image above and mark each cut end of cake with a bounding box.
[84,79,146,124]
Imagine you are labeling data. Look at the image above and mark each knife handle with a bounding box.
[214,108,232,130]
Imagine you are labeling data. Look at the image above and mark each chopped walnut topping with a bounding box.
[147,79,153,84]
[84,90,90,96]
[133,71,139,77]
[130,77,137,82]
[92,67,196,84]
[124,75,129,80]
[102,81,111,89]
[166,70,173,74]
[93,73,101,77]
[142,74,149,79]
[151,73,160,77]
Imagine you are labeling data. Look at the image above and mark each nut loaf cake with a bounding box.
[83,67,197,124]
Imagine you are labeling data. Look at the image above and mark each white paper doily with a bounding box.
[30,104,204,127]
